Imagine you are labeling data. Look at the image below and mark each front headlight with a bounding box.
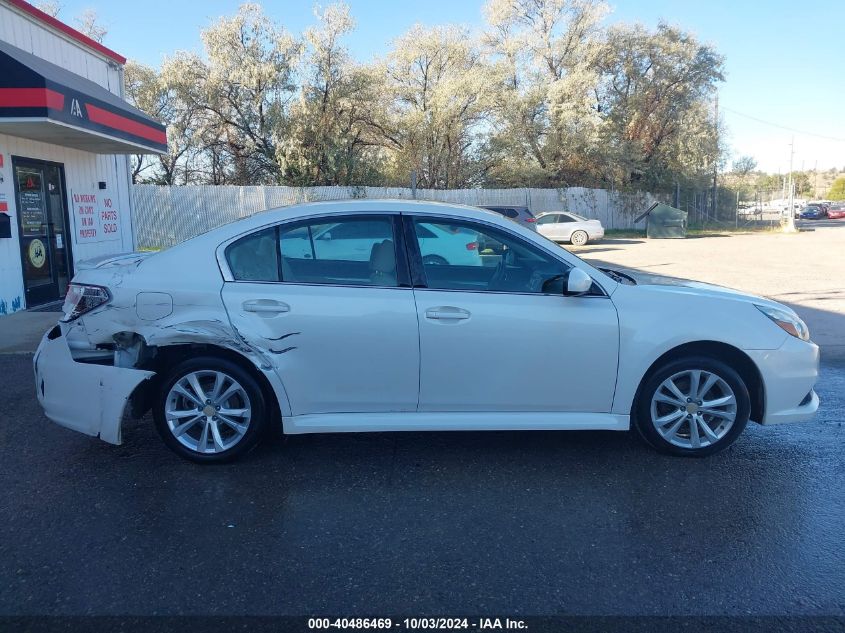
[755,304,810,341]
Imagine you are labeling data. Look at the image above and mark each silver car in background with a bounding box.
[536,211,605,246]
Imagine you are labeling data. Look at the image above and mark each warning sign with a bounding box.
[72,190,121,243]
[73,191,99,242]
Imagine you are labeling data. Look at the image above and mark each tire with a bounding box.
[422,254,448,265]
[570,230,589,246]
[153,356,268,463]
[633,356,750,457]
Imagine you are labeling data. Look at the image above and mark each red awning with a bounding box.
[0,40,167,154]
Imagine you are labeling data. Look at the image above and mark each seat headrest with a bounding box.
[369,239,396,274]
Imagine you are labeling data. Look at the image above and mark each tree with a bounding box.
[281,3,381,185]
[732,156,757,177]
[35,1,61,17]
[483,0,609,186]
[595,22,725,190]
[828,177,845,201]
[124,61,205,184]
[117,0,734,192]
[373,24,493,188]
[166,4,300,184]
[74,8,107,43]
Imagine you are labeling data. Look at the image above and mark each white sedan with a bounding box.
[35,200,819,463]
[536,211,605,245]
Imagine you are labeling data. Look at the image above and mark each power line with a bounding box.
[721,107,845,143]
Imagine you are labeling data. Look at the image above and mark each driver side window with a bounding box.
[412,217,570,294]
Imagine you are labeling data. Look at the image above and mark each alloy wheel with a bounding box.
[164,370,252,454]
[649,369,737,449]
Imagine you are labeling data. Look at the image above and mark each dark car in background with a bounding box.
[799,205,828,220]
[480,206,538,231]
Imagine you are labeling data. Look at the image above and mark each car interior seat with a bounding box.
[369,239,397,286]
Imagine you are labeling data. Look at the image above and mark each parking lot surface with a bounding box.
[1,349,844,617]
[3,222,844,620]
[577,220,845,360]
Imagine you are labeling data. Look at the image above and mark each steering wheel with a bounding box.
[488,249,515,291]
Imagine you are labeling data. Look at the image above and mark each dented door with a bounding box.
[222,283,420,415]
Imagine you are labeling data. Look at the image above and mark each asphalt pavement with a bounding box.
[1,352,844,619]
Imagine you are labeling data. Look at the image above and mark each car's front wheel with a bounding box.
[422,254,448,265]
[570,230,589,246]
[634,356,750,456]
[153,356,267,463]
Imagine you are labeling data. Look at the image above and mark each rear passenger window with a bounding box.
[279,216,399,287]
[226,227,279,282]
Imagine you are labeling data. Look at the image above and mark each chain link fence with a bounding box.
[130,185,663,249]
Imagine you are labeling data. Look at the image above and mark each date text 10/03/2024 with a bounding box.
[307,618,528,630]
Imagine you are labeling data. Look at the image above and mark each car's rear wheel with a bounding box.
[422,254,448,265]
[570,230,589,246]
[153,356,267,463]
[634,356,750,457]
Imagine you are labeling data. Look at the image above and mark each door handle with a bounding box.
[243,299,290,314]
[425,307,470,321]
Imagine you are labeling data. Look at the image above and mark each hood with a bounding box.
[619,269,787,310]
[75,251,155,271]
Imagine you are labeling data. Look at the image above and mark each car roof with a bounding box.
[180,199,507,244]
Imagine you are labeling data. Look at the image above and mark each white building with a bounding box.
[0,0,165,315]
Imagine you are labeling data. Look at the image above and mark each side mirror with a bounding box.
[566,268,593,295]
[541,268,593,296]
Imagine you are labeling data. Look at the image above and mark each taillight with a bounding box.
[61,283,111,322]
[524,217,536,223]
[466,242,478,250]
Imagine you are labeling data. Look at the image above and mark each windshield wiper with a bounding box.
[600,267,637,285]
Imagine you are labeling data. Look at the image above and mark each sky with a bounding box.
[48,0,845,174]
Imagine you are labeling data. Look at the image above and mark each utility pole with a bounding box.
[712,93,719,223]
[814,160,819,199]
[785,137,796,232]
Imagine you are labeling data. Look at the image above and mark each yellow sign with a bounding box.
[28,238,46,268]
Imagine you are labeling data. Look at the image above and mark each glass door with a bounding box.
[13,158,73,307]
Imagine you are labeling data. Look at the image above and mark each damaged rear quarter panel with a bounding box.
[64,243,294,418]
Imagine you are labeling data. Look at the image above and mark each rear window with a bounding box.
[225,227,279,282]
[485,207,520,219]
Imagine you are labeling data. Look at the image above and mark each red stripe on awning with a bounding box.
[0,87,65,109]
[85,103,167,145]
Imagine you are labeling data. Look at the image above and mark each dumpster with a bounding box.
[634,202,688,238]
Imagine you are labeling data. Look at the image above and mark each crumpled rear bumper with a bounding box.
[33,326,155,444]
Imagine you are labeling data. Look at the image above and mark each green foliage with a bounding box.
[829,177,845,200]
[129,0,727,191]
[732,156,757,176]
